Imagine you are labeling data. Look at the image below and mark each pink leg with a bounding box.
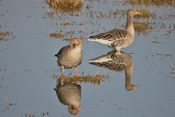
[62,66,64,76]
[75,66,78,76]
[61,78,64,84]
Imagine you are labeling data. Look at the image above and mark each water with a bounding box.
[0,0,175,116]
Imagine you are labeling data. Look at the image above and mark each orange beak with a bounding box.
[77,104,82,111]
[135,11,141,15]
[79,43,83,49]
[133,85,139,90]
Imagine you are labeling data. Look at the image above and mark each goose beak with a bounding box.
[79,43,83,49]
[77,104,82,111]
[133,85,139,90]
[135,11,141,15]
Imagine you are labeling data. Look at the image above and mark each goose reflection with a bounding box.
[54,78,81,115]
[89,51,139,91]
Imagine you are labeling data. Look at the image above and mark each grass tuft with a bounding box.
[46,0,83,13]
[52,72,110,86]
[134,21,154,33]
[50,32,64,38]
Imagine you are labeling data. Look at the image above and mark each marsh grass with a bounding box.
[53,72,110,86]
[135,9,155,19]
[0,31,10,36]
[130,0,174,5]
[49,30,86,39]
[0,31,9,40]
[46,0,83,13]
[50,32,64,38]
[0,31,16,41]
[134,21,154,33]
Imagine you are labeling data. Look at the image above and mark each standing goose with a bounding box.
[88,9,141,53]
[55,38,83,76]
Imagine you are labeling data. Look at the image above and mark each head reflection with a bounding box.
[54,78,81,115]
[89,51,139,91]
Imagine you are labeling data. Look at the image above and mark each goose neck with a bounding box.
[126,15,134,34]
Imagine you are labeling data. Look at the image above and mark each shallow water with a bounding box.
[0,0,175,116]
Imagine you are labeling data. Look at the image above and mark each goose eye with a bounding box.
[73,44,76,48]
[74,42,80,48]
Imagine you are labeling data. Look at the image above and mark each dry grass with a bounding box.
[0,31,16,41]
[50,32,64,38]
[0,24,16,41]
[46,0,83,13]
[135,9,155,19]
[134,21,154,33]
[130,0,174,5]
[52,72,110,86]
[0,31,10,36]
[0,31,10,40]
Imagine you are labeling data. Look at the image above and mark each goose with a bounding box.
[55,38,83,76]
[88,9,141,53]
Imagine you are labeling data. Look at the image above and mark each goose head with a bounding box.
[68,104,82,115]
[70,38,83,49]
[128,9,141,17]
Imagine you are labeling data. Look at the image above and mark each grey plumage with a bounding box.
[90,29,127,41]
[88,9,141,52]
[55,38,83,76]
[55,45,82,69]
[55,79,81,115]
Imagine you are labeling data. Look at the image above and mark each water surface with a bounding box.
[0,0,175,116]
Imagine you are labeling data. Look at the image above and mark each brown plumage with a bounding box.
[88,9,141,53]
[55,38,83,76]
[54,78,81,115]
[89,51,139,91]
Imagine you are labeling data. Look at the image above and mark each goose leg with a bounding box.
[75,66,78,76]
[116,49,121,55]
[62,66,64,76]
[116,47,121,54]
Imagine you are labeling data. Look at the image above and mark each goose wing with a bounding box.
[55,46,69,57]
[90,29,127,41]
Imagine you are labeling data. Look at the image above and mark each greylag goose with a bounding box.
[88,9,141,53]
[89,51,139,91]
[54,78,81,115]
[55,38,83,76]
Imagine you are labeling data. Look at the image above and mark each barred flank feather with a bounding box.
[89,29,127,41]
[88,9,141,52]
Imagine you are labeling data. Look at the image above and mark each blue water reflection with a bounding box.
[89,51,139,91]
